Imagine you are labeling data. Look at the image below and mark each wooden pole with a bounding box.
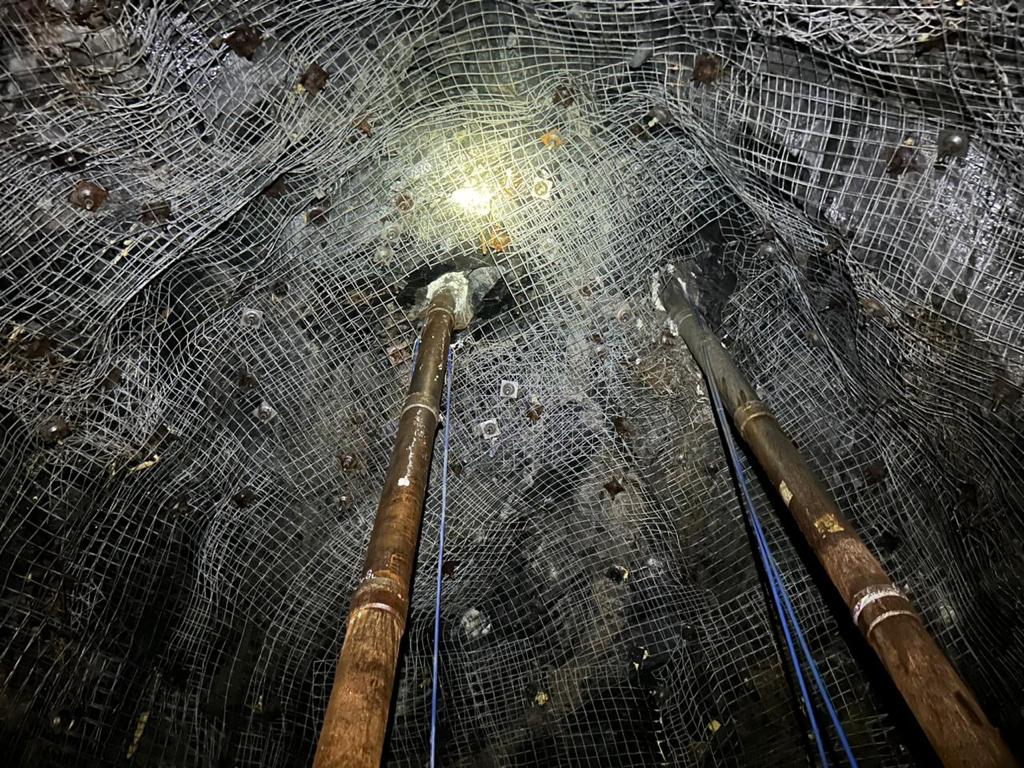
[661,275,1017,768]
[313,292,455,768]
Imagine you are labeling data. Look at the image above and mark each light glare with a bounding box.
[450,185,493,216]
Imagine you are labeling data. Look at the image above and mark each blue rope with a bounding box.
[429,345,455,768]
[704,347,858,768]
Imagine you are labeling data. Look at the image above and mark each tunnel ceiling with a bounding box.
[1,1,1023,766]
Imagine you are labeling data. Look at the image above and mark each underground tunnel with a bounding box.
[1,1,1023,766]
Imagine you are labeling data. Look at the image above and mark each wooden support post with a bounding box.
[313,293,456,768]
[661,275,1017,768]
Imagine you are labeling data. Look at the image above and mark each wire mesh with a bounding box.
[1,1,1022,766]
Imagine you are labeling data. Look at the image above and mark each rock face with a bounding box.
[1,2,1023,767]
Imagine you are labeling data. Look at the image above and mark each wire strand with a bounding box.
[429,344,455,768]
[704,345,858,768]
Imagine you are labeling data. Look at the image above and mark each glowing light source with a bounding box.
[450,185,493,216]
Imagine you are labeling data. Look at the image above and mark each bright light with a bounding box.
[450,184,493,216]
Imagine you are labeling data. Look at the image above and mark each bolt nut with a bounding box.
[526,401,544,422]
[296,62,329,96]
[38,416,70,446]
[254,402,276,422]
[337,452,359,471]
[531,176,553,200]
[499,380,519,399]
[937,128,970,162]
[69,180,108,211]
[241,308,264,328]
[386,342,411,366]
[479,419,500,440]
[647,105,672,126]
[375,244,394,265]
[394,192,414,213]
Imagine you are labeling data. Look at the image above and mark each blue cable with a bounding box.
[705,367,829,766]
[429,345,455,768]
[749,489,858,767]
[766,527,859,766]
[704,346,858,768]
